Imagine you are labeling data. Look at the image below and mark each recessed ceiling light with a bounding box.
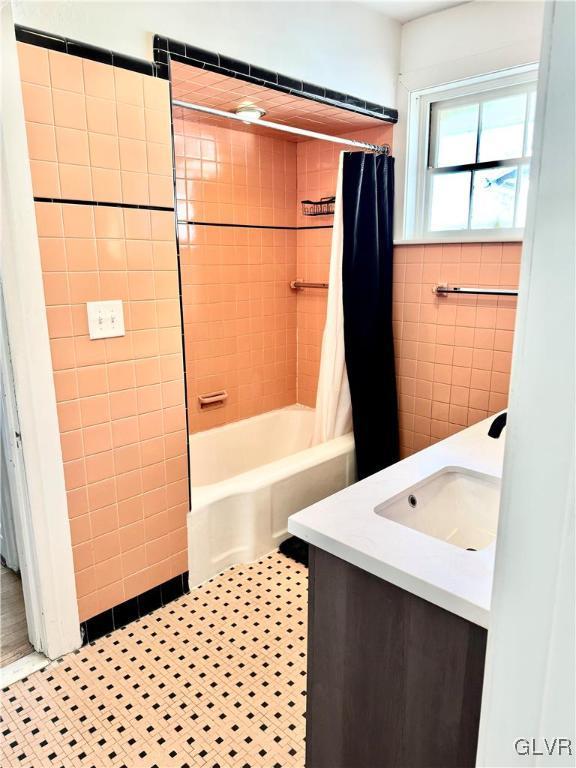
[234,106,267,123]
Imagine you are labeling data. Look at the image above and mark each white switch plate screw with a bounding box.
[87,300,125,340]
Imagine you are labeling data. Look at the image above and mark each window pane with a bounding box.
[470,167,517,229]
[525,90,537,156]
[433,103,479,167]
[478,93,527,162]
[429,172,471,231]
[515,164,530,227]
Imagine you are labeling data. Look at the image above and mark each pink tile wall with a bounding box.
[179,224,297,431]
[173,116,298,430]
[296,126,394,406]
[394,242,520,457]
[19,43,188,621]
[173,115,297,226]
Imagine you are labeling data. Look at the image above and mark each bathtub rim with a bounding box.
[190,431,355,510]
[188,402,313,442]
[187,403,317,487]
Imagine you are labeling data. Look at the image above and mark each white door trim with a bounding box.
[476,1,575,764]
[0,6,81,659]
[1,285,42,650]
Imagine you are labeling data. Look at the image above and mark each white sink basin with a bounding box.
[374,468,500,551]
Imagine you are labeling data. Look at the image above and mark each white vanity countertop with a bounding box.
[288,415,506,628]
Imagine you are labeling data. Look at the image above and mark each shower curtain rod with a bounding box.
[172,99,391,154]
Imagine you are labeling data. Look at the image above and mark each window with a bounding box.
[403,68,539,241]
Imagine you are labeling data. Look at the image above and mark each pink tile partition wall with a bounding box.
[18,43,188,622]
[173,114,298,431]
[19,45,173,207]
[296,126,394,406]
[394,242,520,457]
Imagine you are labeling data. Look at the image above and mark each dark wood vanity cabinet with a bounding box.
[305,546,487,768]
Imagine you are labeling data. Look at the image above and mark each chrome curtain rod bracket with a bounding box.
[434,284,519,297]
[290,280,329,290]
[172,99,390,155]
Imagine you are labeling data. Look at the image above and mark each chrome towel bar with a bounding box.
[434,284,518,297]
[290,280,329,290]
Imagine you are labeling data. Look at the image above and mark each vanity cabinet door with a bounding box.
[305,546,487,768]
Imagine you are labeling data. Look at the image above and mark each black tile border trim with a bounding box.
[178,219,333,231]
[15,23,395,127]
[33,196,174,212]
[15,24,167,79]
[154,35,398,125]
[80,572,190,644]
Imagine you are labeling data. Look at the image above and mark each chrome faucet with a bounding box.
[488,412,507,438]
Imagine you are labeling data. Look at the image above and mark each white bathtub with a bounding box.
[187,405,355,586]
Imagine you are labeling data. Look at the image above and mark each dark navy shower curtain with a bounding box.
[342,152,399,480]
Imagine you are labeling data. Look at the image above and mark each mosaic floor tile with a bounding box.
[0,553,307,768]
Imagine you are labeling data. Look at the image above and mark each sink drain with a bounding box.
[466,547,477,551]
[408,494,417,508]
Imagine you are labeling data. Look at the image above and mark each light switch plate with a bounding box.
[87,300,125,340]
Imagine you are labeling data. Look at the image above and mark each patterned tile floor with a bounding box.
[1,553,307,768]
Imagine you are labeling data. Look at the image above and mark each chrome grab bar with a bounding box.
[290,280,329,290]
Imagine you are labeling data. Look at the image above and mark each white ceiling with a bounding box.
[361,1,469,23]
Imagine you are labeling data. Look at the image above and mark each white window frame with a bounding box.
[403,65,539,243]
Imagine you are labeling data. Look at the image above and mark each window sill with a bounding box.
[394,235,523,246]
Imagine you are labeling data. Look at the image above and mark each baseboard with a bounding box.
[80,572,189,645]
